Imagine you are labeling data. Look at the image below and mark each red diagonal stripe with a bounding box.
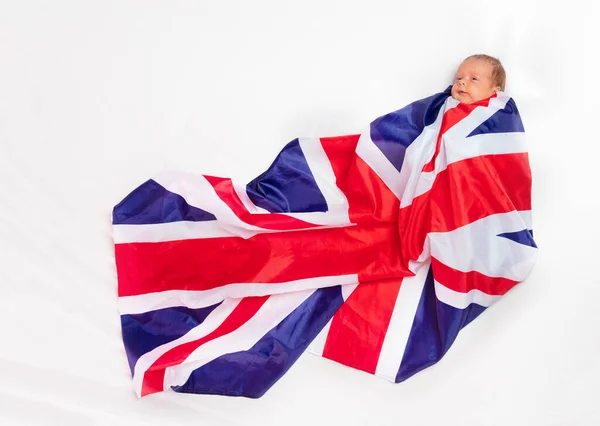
[422,95,495,173]
[205,176,321,230]
[431,257,518,296]
[320,136,400,224]
[141,296,268,396]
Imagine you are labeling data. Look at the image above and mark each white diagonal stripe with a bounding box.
[375,261,430,382]
[131,298,242,397]
[298,137,351,225]
[163,289,315,392]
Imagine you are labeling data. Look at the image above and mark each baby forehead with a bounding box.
[456,59,494,74]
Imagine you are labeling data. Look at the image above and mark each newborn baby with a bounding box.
[451,54,505,104]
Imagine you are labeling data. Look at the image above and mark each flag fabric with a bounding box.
[112,86,538,398]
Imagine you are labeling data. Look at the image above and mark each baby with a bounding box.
[451,54,506,104]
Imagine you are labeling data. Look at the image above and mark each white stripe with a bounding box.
[163,289,315,391]
[428,210,537,281]
[445,132,527,166]
[374,261,430,382]
[434,279,500,309]
[119,274,359,315]
[298,137,351,225]
[282,210,356,227]
[113,212,355,244]
[519,209,533,230]
[412,210,534,272]
[113,220,243,244]
[307,282,359,356]
[355,130,405,200]
[306,318,332,357]
[396,98,454,208]
[341,282,359,301]
[233,182,270,214]
[113,214,354,244]
[153,171,270,236]
[131,298,242,398]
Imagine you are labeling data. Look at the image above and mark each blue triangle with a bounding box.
[497,229,537,248]
[467,98,525,138]
[246,139,328,213]
[113,179,216,225]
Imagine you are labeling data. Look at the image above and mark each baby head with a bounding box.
[451,54,506,104]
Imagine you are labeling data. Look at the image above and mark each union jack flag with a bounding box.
[112,87,538,398]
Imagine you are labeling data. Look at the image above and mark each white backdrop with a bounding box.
[1,1,599,425]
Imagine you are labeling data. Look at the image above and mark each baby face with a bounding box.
[451,59,500,104]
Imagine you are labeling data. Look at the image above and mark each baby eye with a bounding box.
[472,77,478,81]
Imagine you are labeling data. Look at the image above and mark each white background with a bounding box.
[1,1,599,425]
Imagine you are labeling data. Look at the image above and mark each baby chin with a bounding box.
[452,90,472,103]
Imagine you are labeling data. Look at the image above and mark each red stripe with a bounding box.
[400,153,532,260]
[322,278,402,374]
[319,138,409,372]
[204,175,321,230]
[431,257,517,296]
[116,224,405,297]
[141,296,268,396]
[422,95,495,173]
[318,135,360,186]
